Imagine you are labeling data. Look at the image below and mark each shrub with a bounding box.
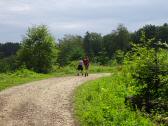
[17,25,58,73]
[114,50,125,64]
[0,55,18,73]
[124,37,168,116]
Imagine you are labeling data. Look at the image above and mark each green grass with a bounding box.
[0,69,50,91]
[74,67,157,126]
[89,65,115,73]
[0,64,113,91]
[0,68,75,91]
[52,64,114,76]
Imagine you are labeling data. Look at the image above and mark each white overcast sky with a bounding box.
[0,0,167,42]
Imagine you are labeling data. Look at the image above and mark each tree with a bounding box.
[95,48,109,65]
[83,32,103,59]
[0,42,20,59]
[115,24,130,51]
[103,24,130,58]
[158,23,168,44]
[130,24,168,48]
[114,50,125,64]
[0,55,18,73]
[17,25,57,73]
[57,35,84,66]
[125,34,168,113]
[131,23,168,48]
[103,34,114,58]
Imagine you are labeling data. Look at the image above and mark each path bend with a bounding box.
[0,73,110,126]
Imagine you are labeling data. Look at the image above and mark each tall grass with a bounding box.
[0,69,50,91]
[53,63,114,75]
[89,65,115,73]
[0,64,112,91]
[74,67,158,126]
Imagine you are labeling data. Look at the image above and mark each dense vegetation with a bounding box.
[0,23,168,125]
[0,64,113,91]
[74,67,155,126]
[0,42,20,58]
[1,23,168,72]
[74,33,168,125]
[17,25,58,73]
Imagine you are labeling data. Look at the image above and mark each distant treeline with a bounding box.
[57,23,168,66]
[0,42,20,59]
[0,23,168,71]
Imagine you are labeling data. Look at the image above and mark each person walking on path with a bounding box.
[83,56,90,77]
[77,58,84,76]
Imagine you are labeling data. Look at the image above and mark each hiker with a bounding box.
[83,56,90,77]
[77,58,84,76]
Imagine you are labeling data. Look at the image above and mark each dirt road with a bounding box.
[0,73,110,126]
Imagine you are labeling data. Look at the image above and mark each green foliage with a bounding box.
[17,25,58,73]
[114,50,125,64]
[57,35,84,66]
[83,32,103,59]
[82,25,130,64]
[89,64,114,73]
[1,23,168,74]
[0,55,18,73]
[93,48,109,65]
[74,69,155,126]
[54,61,114,75]
[124,34,168,120]
[103,24,130,58]
[0,64,114,91]
[0,42,20,59]
[158,23,168,44]
[0,69,50,91]
[131,23,168,47]
[0,59,11,73]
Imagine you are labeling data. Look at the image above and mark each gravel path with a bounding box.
[0,73,110,126]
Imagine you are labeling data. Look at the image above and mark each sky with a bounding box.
[0,0,167,42]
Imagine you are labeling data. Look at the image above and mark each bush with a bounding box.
[124,38,168,119]
[74,71,154,125]
[57,35,84,66]
[0,55,18,73]
[17,25,58,73]
[114,50,125,64]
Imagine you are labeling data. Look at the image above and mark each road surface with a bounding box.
[0,73,110,126]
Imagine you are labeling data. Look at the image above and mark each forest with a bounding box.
[0,23,168,125]
[1,23,168,69]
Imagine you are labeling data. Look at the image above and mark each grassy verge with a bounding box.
[0,64,113,91]
[54,64,114,74]
[74,67,158,126]
[0,68,75,91]
[89,65,115,73]
[0,69,50,91]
